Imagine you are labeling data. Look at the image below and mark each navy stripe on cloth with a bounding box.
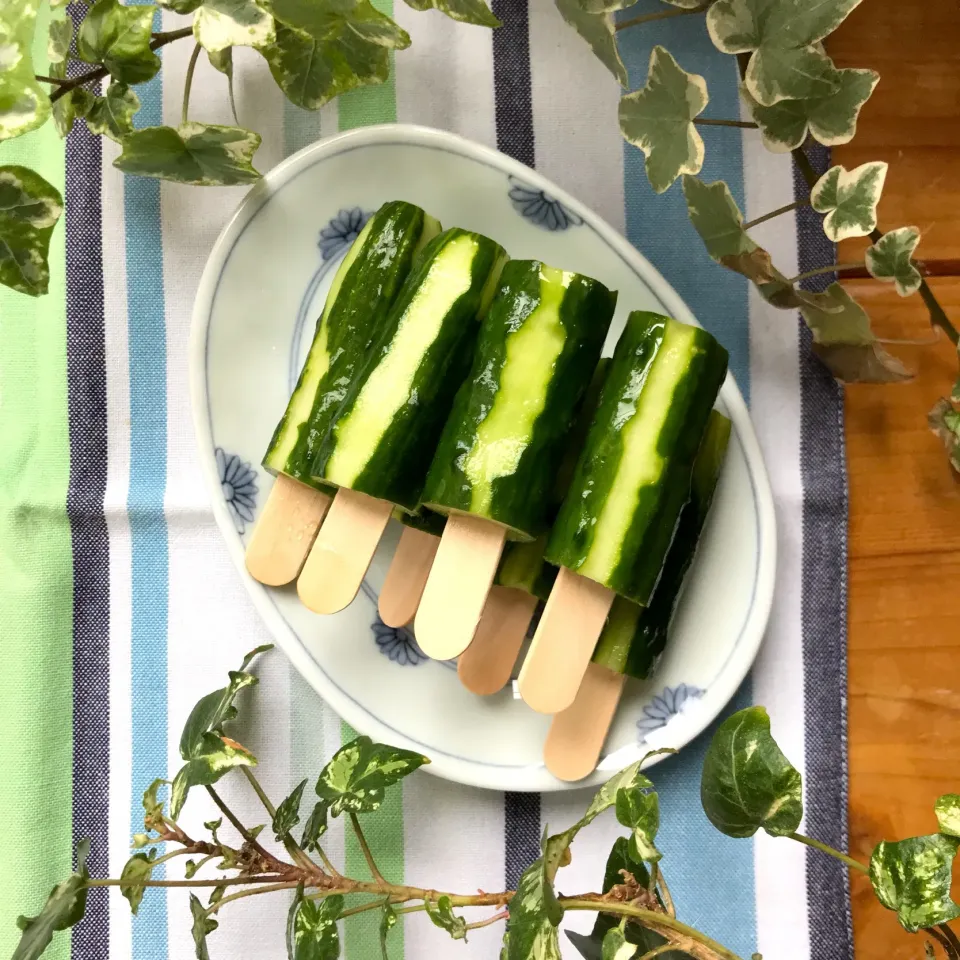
[64,11,110,954]
[505,792,542,889]
[491,0,535,167]
[794,142,853,960]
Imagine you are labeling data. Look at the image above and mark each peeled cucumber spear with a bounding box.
[414,260,616,661]
[296,227,507,615]
[245,201,440,586]
[517,311,728,715]
[544,411,731,782]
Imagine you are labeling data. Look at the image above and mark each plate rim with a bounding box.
[189,122,778,792]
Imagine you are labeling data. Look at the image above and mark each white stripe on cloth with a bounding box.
[741,127,811,960]
[527,0,625,234]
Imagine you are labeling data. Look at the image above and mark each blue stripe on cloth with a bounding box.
[64,5,110,950]
[618,8,756,957]
[124,37,168,960]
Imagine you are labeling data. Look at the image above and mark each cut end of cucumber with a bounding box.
[421,504,534,543]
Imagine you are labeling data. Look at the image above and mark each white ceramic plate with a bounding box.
[190,124,776,792]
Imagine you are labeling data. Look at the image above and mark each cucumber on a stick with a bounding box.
[414,261,616,661]
[296,227,507,615]
[377,507,445,628]
[245,201,440,586]
[517,311,728,716]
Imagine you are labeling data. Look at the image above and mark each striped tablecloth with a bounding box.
[0,0,851,957]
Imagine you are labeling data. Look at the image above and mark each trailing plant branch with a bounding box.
[787,832,869,874]
[349,811,387,886]
[86,876,288,889]
[239,766,319,872]
[206,881,302,915]
[205,784,276,865]
[636,946,678,960]
[742,199,808,230]
[693,118,757,129]
[182,43,202,125]
[616,3,711,33]
[35,75,68,86]
[788,263,866,283]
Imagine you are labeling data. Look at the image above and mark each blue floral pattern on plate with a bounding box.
[508,176,584,231]
[636,683,705,741]
[319,207,370,261]
[372,616,428,666]
[216,448,258,534]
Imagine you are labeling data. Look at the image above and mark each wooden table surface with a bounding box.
[826,3,960,956]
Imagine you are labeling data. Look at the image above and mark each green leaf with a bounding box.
[289,891,344,960]
[811,161,888,242]
[47,17,73,64]
[169,733,258,818]
[301,801,330,851]
[618,46,707,194]
[273,778,308,840]
[616,788,661,863]
[506,831,564,960]
[194,0,276,54]
[0,0,52,141]
[261,0,411,110]
[864,226,922,297]
[115,122,263,186]
[0,165,63,297]
[142,778,167,829]
[209,46,233,74]
[190,893,219,960]
[425,896,468,941]
[935,794,960,837]
[800,282,912,384]
[158,0,203,12]
[76,0,161,84]
[119,851,155,915]
[601,927,638,960]
[700,706,803,839]
[928,399,960,474]
[315,735,429,816]
[740,69,878,152]
[706,0,862,105]
[379,904,397,960]
[13,840,90,960]
[869,835,960,932]
[681,174,754,260]
[553,0,626,87]
[402,0,500,27]
[83,81,140,142]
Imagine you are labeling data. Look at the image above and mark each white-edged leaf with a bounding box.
[402,0,500,27]
[76,0,161,85]
[47,17,73,64]
[864,226,922,296]
[83,81,140,141]
[194,0,276,54]
[741,68,878,152]
[601,927,639,960]
[935,794,960,838]
[618,46,707,194]
[0,0,52,141]
[929,399,960,474]
[506,831,564,960]
[681,175,755,259]
[554,0,626,87]
[811,161,887,241]
[0,165,63,297]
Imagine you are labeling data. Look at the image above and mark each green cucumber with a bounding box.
[545,311,728,604]
[421,260,616,540]
[263,201,441,485]
[311,228,507,510]
[394,505,447,538]
[592,410,731,679]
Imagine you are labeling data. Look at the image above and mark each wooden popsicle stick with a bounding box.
[378,526,440,627]
[414,513,507,660]
[543,661,626,781]
[244,474,332,586]
[457,586,539,695]
[517,566,615,714]
[297,487,393,614]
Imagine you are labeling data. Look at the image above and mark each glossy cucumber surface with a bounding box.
[545,311,728,604]
[263,201,440,486]
[312,228,507,510]
[592,410,731,679]
[421,260,616,539]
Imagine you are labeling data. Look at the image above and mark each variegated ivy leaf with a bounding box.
[208,47,233,74]
[119,851,156,916]
[800,282,912,384]
[190,893,218,960]
[261,0,411,110]
[870,834,960,932]
[935,794,960,837]
[554,0,626,87]
[601,928,640,960]
[706,0,863,106]
[424,896,468,941]
[76,0,161,85]
[864,226,922,297]
[158,0,203,12]
[194,0,276,55]
[402,0,500,28]
[47,17,73,64]
[618,46,707,194]
[929,399,960,474]
[114,122,263,185]
[811,161,888,242]
[287,886,343,960]
[506,830,564,960]
[740,68,878,153]
[616,785,662,862]
[83,81,140,142]
[573,0,636,15]
[0,165,63,297]
[0,0,52,141]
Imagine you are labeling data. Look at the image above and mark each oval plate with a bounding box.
[190,124,776,792]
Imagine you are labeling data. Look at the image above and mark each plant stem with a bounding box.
[35,74,68,85]
[182,42,201,125]
[694,118,758,129]
[349,811,387,886]
[616,2,711,31]
[657,867,676,918]
[788,262,866,283]
[315,845,341,877]
[238,767,317,871]
[930,927,959,958]
[464,908,509,931]
[86,876,287,889]
[939,925,960,955]
[336,896,395,919]
[637,946,677,960]
[787,832,869,874]
[207,881,301,914]
[205,785,275,863]
[742,200,808,230]
[48,27,193,103]
[240,766,277,816]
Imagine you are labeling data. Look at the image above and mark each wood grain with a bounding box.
[828,2,960,954]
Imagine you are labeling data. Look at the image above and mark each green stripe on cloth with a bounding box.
[0,8,72,958]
